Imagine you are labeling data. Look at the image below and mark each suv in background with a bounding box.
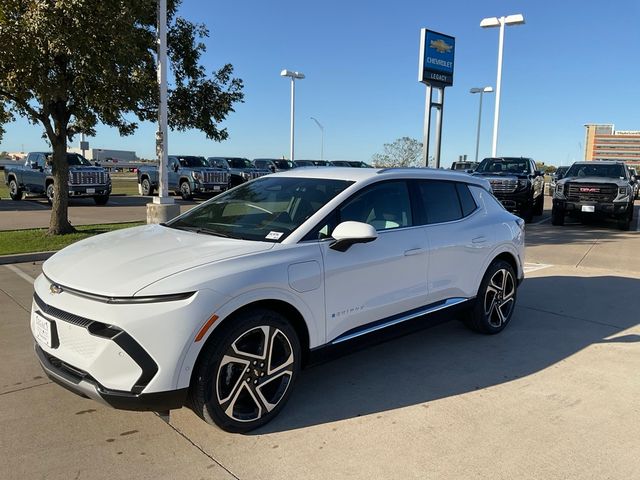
[207,157,270,187]
[549,166,570,196]
[253,158,296,172]
[472,157,545,223]
[451,161,478,172]
[629,167,639,199]
[552,161,635,230]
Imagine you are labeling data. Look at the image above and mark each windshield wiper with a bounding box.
[168,224,236,238]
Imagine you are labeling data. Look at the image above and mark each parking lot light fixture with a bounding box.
[470,86,494,162]
[280,69,305,161]
[480,13,525,157]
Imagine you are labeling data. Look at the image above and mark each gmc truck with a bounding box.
[552,161,635,230]
[207,157,270,187]
[5,152,111,205]
[137,155,230,200]
[472,156,545,223]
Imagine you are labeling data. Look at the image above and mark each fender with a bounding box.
[473,243,523,297]
[175,286,320,390]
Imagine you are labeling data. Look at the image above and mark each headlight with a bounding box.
[556,183,564,195]
[618,186,629,196]
[241,172,249,179]
[518,179,528,188]
[192,171,203,182]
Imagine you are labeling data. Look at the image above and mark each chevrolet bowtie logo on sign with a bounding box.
[430,39,453,54]
[419,29,455,86]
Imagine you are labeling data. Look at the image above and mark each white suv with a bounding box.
[31,168,525,432]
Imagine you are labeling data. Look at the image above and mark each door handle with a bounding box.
[472,236,486,244]
[404,248,426,256]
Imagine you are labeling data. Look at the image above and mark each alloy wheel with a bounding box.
[483,268,515,328]
[215,326,294,423]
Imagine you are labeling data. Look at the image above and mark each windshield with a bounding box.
[228,158,253,169]
[476,158,531,174]
[565,163,626,179]
[167,177,353,242]
[178,156,208,168]
[555,167,569,178]
[274,160,295,170]
[45,153,92,166]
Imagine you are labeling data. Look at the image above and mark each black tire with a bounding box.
[94,195,109,205]
[551,206,565,226]
[464,260,517,334]
[521,205,534,224]
[46,182,54,205]
[617,206,633,231]
[179,181,193,200]
[8,179,23,201]
[141,177,154,196]
[189,308,301,433]
[534,193,544,216]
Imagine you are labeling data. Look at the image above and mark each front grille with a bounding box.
[204,171,229,184]
[250,171,267,180]
[70,171,107,185]
[34,293,93,328]
[489,178,518,194]
[566,183,617,202]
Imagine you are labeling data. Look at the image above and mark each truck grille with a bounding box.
[489,178,518,194]
[249,171,268,180]
[566,183,617,202]
[70,171,107,185]
[204,171,229,184]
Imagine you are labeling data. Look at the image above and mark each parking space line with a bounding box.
[3,265,36,285]
[523,263,553,274]
[532,216,551,225]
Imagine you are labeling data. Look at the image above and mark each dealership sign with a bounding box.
[418,29,455,86]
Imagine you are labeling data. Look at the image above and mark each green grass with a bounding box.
[0,222,144,256]
[0,171,140,198]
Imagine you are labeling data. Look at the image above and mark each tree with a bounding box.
[371,137,423,168]
[0,0,243,234]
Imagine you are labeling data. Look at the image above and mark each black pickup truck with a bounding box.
[472,157,545,222]
[552,161,635,230]
[5,152,111,205]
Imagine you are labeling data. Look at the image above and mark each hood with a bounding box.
[473,171,527,180]
[43,224,274,297]
[559,176,627,186]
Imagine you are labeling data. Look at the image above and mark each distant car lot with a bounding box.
[1,219,639,479]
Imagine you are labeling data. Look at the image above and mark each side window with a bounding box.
[339,181,412,231]
[456,183,477,217]
[417,181,463,224]
[26,153,36,166]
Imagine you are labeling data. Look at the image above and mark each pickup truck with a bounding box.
[137,155,230,200]
[206,157,270,187]
[472,156,545,223]
[5,152,111,205]
[552,161,635,230]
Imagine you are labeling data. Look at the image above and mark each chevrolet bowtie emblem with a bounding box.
[50,284,63,295]
[430,39,453,54]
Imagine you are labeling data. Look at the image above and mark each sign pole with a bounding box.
[433,87,445,168]
[422,84,432,167]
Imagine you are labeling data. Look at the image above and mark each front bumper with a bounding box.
[553,198,630,218]
[493,189,531,213]
[69,184,112,197]
[35,344,187,411]
[193,183,228,194]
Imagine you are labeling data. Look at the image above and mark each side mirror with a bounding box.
[173,164,180,172]
[269,165,276,173]
[93,161,101,167]
[534,170,544,177]
[466,169,474,174]
[329,221,378,252]
[31,163,40,170]
[631,175,636,183]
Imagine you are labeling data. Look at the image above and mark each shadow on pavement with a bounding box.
[255,274,639,434]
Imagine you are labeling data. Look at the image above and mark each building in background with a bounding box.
[68,147,137,163]
[584,124,640,168]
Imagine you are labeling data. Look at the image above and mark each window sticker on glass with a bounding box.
[266,231,284,240]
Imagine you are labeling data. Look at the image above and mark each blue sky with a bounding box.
[2,0,639,167]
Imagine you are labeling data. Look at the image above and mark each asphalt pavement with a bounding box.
[1,218,639,479]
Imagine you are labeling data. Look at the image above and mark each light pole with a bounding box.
[480,13,525,157]
[280,69,305,161]
[470,86,493,162]
[310,117,324,160]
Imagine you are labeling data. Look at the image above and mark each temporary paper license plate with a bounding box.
[34,313,53,348]
[213,186,220,191]
[86,188,95,194]
[581,205,595,213]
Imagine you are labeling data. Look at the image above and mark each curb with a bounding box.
[0,251,56,265]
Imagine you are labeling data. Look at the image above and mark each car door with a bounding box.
[417,180,494,303]
[316,180,429,342]
[167,156,180,189]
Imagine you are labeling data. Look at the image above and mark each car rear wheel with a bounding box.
[464,260,517,334]
[190,308,301,433]
[9,179,23,201]
[141,178,154,196]
[534,193,544,215]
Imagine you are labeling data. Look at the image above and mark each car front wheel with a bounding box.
[464,260,517,334]
[179,181,192,200]
[9,179,23,200]
[190,308,301,433]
